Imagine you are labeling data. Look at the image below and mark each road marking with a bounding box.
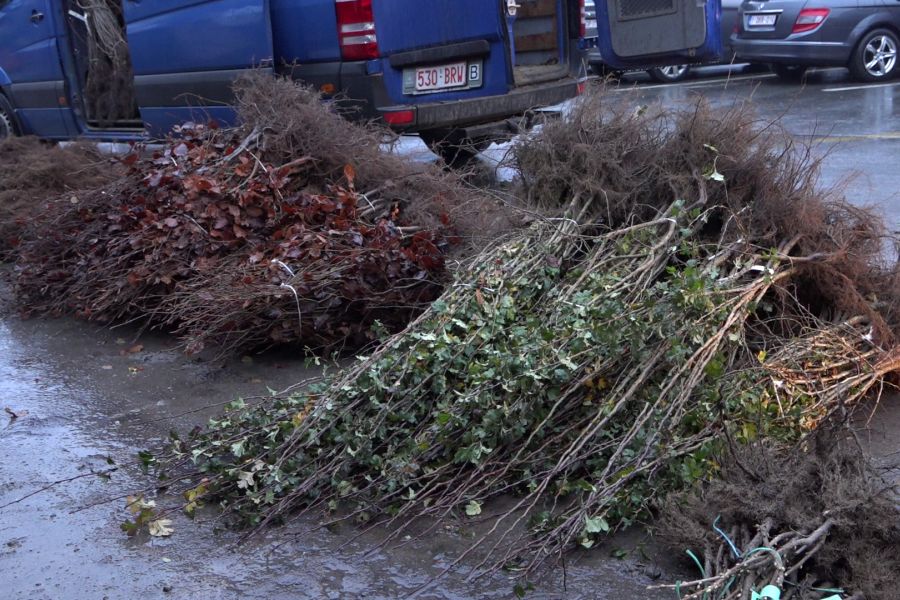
[822,82,900,92]
[816,132,900,142]
[615,73,777,92]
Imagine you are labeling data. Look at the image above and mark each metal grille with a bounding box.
[619,0,675,19]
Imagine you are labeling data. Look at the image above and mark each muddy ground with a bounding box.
[0,307,699,600]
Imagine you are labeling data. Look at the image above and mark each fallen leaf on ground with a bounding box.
[5,408,29,418]
[101,365,113,370]
[126,494,156,513]
[128,344,144,354]
[241,356,253,364]
[148,519,174,537]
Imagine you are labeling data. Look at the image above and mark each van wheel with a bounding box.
[647,64,691,83]
[419,129,490,167]
[0,94,19,140]
[849,28,899,82]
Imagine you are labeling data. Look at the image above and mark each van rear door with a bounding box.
[370,0,511,106]
[0,0,71,137]
[122,0,274,137]
[594,0,723,69]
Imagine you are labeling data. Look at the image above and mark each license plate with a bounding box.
[748,14,777,26]
[415,62,468,92]
[585,19,597,30]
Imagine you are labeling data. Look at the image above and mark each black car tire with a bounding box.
[647,64,692,83]
[769,63,808,82]
[849,28,900,82]
[0,93,19,140]
[419,129,490,167]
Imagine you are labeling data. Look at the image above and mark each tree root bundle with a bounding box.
[0,137,118,254]
[129,88,900,593]
[656,423,900,600]
[11,75,486,354]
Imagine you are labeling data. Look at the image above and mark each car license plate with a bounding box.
[585,18,597,30]
[415,62,468,92]
[748,14,777,26]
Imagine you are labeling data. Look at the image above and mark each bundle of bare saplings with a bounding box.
[74,0,140,125]
[12,75,486,353]
[127,88,899,599]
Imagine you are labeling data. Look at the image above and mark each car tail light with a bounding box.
[792,8,829,34]
[335,0,379,61]
[579,0,586,38]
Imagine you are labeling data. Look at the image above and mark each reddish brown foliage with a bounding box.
[13,122,453,353]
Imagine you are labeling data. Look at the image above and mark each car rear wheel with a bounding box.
[849,29,899,82]
[769,63,808,81]
[0,94,18,140]
[647,64,691,83]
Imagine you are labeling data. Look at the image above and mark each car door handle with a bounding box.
[29,10,44,22]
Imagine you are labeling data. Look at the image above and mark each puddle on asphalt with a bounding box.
[0,316,685,600]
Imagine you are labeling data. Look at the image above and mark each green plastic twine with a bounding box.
[685,550,709,600]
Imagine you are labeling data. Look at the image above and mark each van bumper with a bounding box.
[378,77,582,132]
[337,59,585,134]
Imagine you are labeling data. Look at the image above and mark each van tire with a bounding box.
[419,129,489,167]
[0,94,19,140]
[647,64,691,83]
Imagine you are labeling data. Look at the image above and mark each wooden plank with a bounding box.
[517,0,558,19]
[514,31,558,52]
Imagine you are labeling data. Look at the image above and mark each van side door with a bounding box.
[122,0,275,137]
[0,0,72,137]
[595,0,723,69]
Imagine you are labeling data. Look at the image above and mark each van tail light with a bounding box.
[792,8,829,34]
[579,0,586,37]
[382,109,415,125]
[335,0,379,61]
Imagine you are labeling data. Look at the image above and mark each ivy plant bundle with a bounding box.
[135,91,900,585]
[142,203,897,575]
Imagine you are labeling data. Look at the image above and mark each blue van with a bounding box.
[0,0,721,152]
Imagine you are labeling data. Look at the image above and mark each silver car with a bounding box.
[585,0,744,82]
[733,0,900,81]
